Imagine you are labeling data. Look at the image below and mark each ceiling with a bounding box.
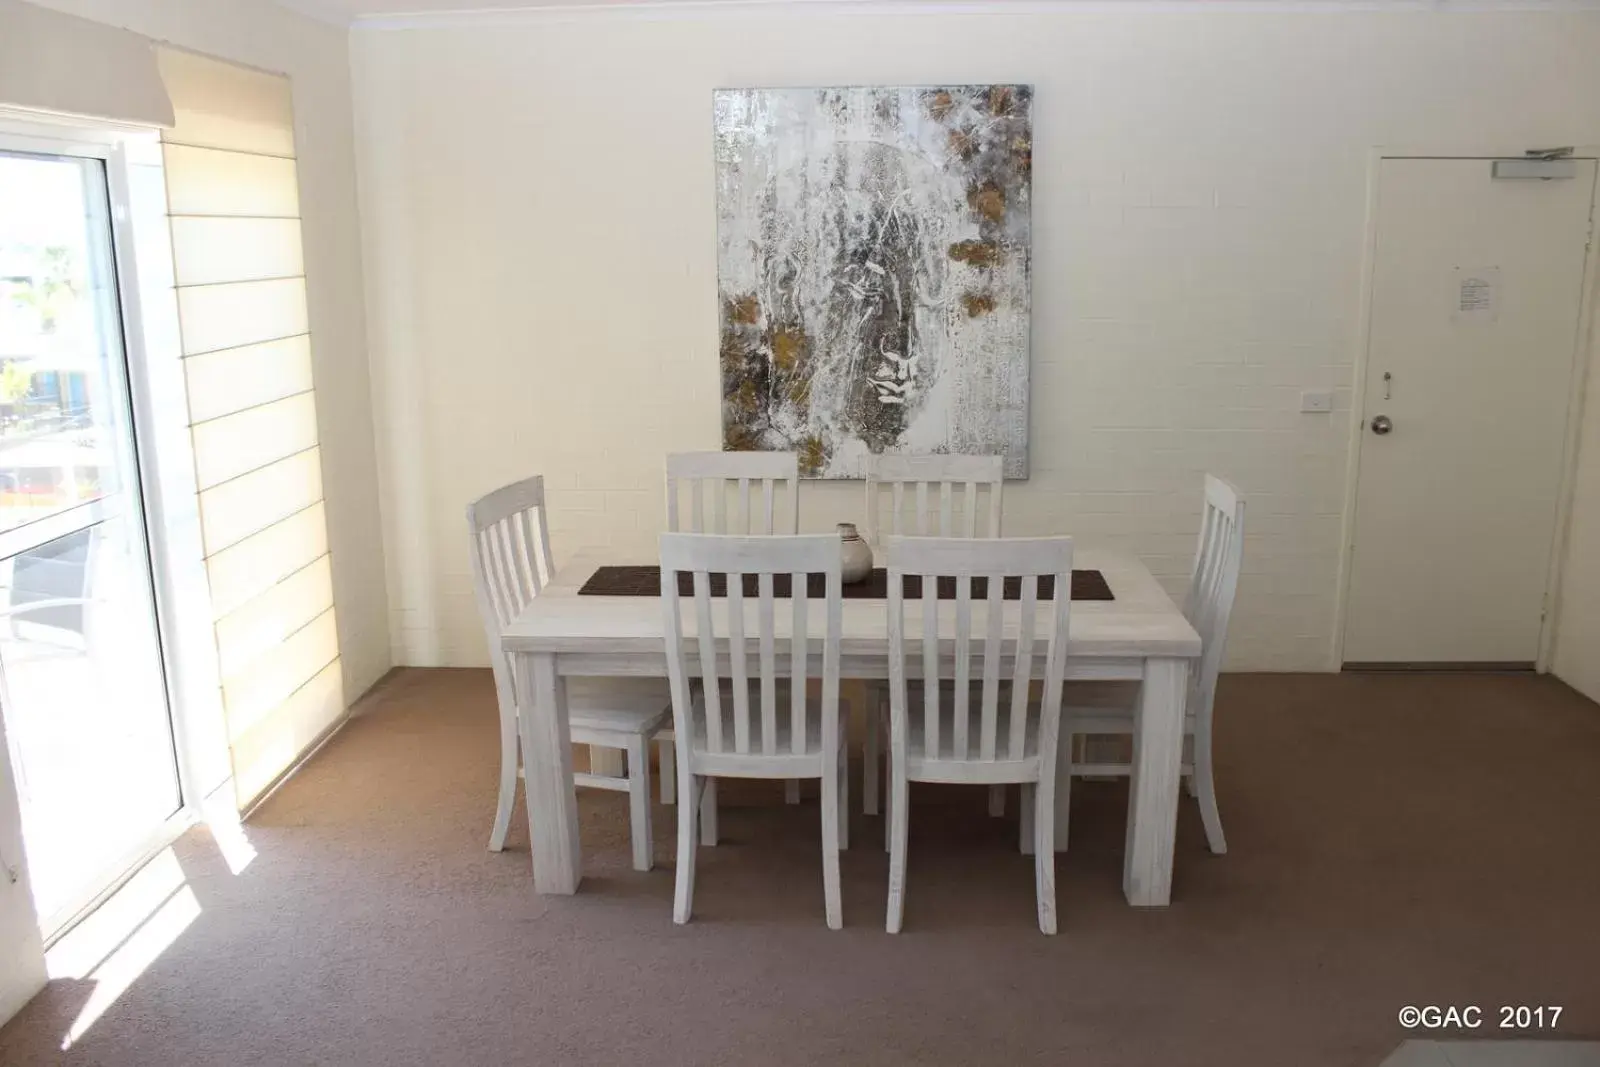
[275,0,1600,27]
[275,0,834,24]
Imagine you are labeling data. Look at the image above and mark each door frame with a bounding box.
[1332,146,1600,671]
[0,120,208,939]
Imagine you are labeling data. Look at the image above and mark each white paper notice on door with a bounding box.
[1452,266,1500,323]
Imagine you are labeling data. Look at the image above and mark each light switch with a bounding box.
[1300,390,1334,413]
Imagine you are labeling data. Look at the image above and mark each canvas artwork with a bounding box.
[714,85,1033,479]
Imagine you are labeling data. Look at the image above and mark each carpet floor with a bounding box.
[2,669,1597,1066]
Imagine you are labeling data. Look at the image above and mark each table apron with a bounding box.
[530,650,1153,683]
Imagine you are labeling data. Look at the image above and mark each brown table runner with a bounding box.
[578,565,1112,601]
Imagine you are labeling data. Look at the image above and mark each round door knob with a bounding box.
[1370,414,1393,435]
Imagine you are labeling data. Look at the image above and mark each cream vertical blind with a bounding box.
[156,47,342,809]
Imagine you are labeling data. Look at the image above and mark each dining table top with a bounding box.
[502,546,1202,661]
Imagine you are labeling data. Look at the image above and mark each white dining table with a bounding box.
[501,546,1202,906]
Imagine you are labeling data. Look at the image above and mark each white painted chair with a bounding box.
[1061,475,1244,855]
[863,454,1004,545]
[883,535,1074,935]
[665,450,800,538]
[664,450,804,807]
[469,476,671,871]
[659,532,849,928]
[861,454,1005,818]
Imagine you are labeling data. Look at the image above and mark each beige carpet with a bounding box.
[2,669,1597,1066]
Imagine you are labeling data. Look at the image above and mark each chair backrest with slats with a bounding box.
[665,451,799,535]
[659,533,841,768]
[884,536,1074,767]
[1184,475,1245,716]
[467,475,555,710]
[864,454,1004,544]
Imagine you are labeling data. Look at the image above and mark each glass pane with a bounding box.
[0,150,179,935]
[0,153,126,536]
[0,517,178,926]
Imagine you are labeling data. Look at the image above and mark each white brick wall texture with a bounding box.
[352,10,1600,674]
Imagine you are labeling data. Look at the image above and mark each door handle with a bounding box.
[1370,414,1393,435]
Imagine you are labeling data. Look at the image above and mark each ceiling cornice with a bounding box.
[268,0,356,27]
[286,0,1600,32]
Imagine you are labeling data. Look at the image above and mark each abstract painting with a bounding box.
[714,85,1032,479]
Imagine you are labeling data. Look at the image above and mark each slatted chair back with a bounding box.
[1185,475,1245,715]
[665,451,800,535]
[467,475,555,710]
[658,533,842,768]
[864,454,1003,545]
[884,536,1074,766]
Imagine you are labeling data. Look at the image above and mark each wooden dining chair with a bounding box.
[468,475,671,870]
[1061,474,1244,854]
[664,450,804,806]
[883,535,1074,934]
[659,532,849,928]
[863,453,1004,544]
[665,450,800,537]
[862,454,1005,818]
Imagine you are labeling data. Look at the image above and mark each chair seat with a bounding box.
[687,684,840,778]
[901,697,1043,784]
[564,677,671,740]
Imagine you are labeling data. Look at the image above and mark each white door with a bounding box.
[0,147,180,940]
[1342,157,1596,667]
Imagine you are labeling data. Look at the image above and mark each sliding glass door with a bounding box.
[0,147,179,935]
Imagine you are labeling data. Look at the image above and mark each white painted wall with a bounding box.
[351,9,1600,672]
[1555,337,1600,703]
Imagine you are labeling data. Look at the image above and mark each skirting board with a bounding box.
[1342,661,1536,672]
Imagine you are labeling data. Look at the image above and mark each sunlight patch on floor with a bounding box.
[45,848,201,1050]
[207,811,257,876]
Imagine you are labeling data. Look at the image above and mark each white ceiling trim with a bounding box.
[268,0,357,27]
[273,0,1600,31]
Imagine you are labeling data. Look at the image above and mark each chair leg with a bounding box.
[1193,725,1227,855]
[1056,725,1074,854]
[885,769,910,933]
[863,700,880,816]
[821,763,843,930]
[1057,763,1073,854]
[700,777,719,846]
[837,744,850,851]
[1183,734,1198,798]
[883,763,894,854]
[1019,783,1035,855]
[673,774,700,925]
[488,696,519,852]
[988,784,1005,818]
[627,737,653,873]
[659,737,676,805]
[1033,774,1058,935]
[785,779,801,805]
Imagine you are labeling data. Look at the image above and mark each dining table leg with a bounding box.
[1122,656,1187,906]
[515,650,583,894]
